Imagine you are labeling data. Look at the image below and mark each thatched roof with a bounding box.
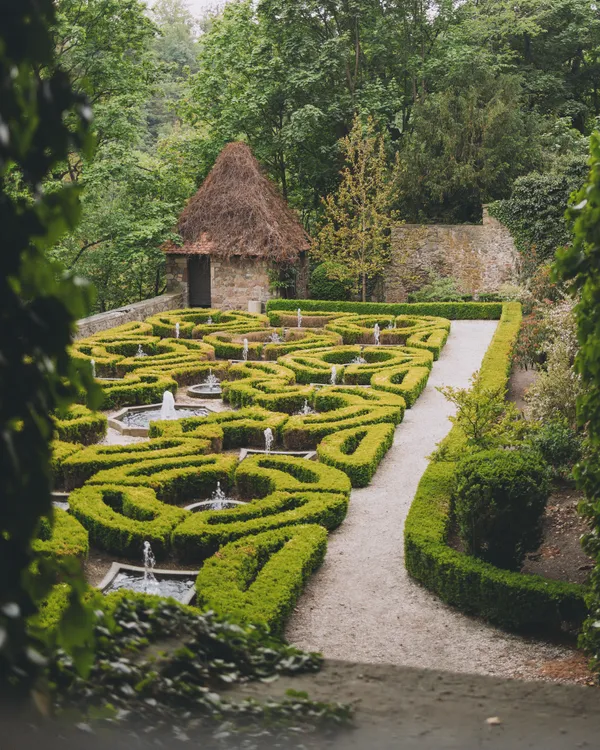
[164,142,310,262]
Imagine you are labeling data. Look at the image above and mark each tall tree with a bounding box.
[312,116,394,301]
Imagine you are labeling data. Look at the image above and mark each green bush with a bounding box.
[317,423,395,487]
[529,420,582,479]
[195,524,328,634]
[96,372,178,409]
[309,262,353,301]
[86,454,238,505]
[51,440,86,489]
[454,449,550,570]
[370,366,431,407]
[408,276,467,302]
[267,299,503,320]
[53,405,107,445]
[173,490,348,562]
[34,509,89,560]
[69,484,189,558]
[235,454,351,499]
[283,404,402,450]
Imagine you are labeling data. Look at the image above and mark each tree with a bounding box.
[312,117,394,301]
[555,131,600,676]
[0,0,97,690]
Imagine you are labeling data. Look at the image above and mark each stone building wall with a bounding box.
[384,208,518,302]
[166,253,308,311]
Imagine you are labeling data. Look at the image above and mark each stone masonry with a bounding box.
[384,207,518,302]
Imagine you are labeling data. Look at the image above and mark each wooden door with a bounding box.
[188,255,211,307]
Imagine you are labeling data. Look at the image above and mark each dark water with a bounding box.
[104,572,195,602]
[119,407,208,428]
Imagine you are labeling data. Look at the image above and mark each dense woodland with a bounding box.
[42,0,600,310]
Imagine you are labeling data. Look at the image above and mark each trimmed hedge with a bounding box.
[51,440,86,488]
[317,423,395,488]
[268,310,355,328]
[195,524,328,634]
[62,437,216,490]
[149,407,289,449]
[86,454,238,505]
[34,509,89,559]
[223,378,314,414]
[370,365,431,407]
[53,405,107,445]
[96,372,178,409]
[235,454,351,499]
[173,490,348,562]
[145,308,269,339]
[266,299,503,320]
[69,484,188,558]
[404,302,587,632]
[283,404,403,450]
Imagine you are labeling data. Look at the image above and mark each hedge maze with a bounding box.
[50,306,452,632]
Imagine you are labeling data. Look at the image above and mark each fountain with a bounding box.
[374,323,381,346]
[387,320,394,330]
[297,308,302,328]
[185,482,246,512]
[160,390,178,420]
[264,427,274,454]
[330,365,337,385]
[135,344,148,358]
[175,322,180,339]
[207,316,213,325]
[267,330,283,344]
[187,369,222,399]
[90,358,96,379]
[99,540,197,603]
[242,338,249,362]
[297,399,315,416]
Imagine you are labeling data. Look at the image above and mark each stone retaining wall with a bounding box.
[385,208,517,302]
[75,292,184,339]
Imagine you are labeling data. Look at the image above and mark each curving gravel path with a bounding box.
[285,320,575,680]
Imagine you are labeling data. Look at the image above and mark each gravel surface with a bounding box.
[285,320,576,680]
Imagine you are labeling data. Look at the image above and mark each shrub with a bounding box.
[370,366,430,407]
[34,509,89,560]
[309,262,353,301]
[97,373,178,409]
[173,490,348,561]
[453,449,550,570]
[529,420,583,479]
[266,299,503,320]
[234,454,351,499]
[51,440,85,489]
[69,484,189,558]
[317,423,395,487]
[53,405,107,445]
[408,276,466,302]
[195,524,328,634]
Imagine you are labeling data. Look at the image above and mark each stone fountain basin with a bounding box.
[239,448,317,461]
[184,499,247,512]
[187,383,223,399]
[98,563,198,605]
[52,492,70,510]
[108,403,212,437]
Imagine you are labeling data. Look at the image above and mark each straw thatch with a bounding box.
[165,142,310,262]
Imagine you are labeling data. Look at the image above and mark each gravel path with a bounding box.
[285,320,575,680]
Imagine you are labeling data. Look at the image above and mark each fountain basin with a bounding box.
[98,563,198,605]
[184,499,247,512]
[108,403,211,437]
[239,449,317,461]
[52,492,70,511]
[187,383,223,399]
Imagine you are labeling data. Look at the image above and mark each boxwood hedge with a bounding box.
[53,405,108,445]
[317,423,395,488]
[266,299,503,320]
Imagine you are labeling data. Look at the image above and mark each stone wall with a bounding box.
[75,292,184,339]
[166,253,309,311]
[384,208,517,302]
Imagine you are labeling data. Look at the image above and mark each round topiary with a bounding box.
[453,449,550,570]
[309,263,353,301]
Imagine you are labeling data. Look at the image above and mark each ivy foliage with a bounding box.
[555,131,600,675]
[0,0,100,687]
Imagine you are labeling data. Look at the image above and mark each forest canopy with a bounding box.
[44,0,600,311]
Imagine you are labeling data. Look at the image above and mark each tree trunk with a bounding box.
[362,273,367,302]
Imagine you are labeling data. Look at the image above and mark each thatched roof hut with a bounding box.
[164,142,309,309]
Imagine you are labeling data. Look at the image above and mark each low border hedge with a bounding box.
[34,509,89,560]
[173,490,348,562]
[69,484,189,558]
[370,365,431,408]
[404,302,587,632]
[235,454,351,499]
[267,299,503,320]
[53,405,107,445]
[194,524,328,635]
[317,423,395,488]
